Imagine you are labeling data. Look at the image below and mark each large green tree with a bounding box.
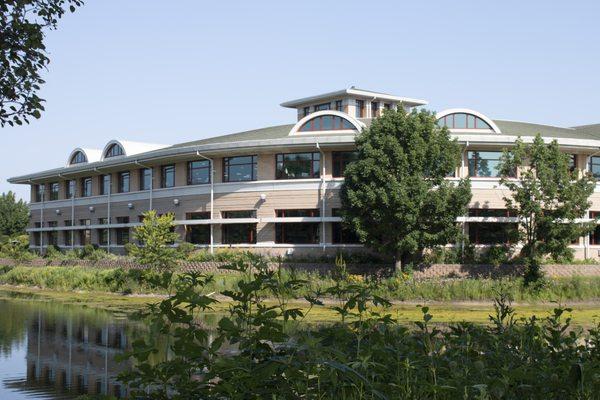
[0,191,29,237]
[1,0,82,127]
[499,134,596,282]
[340,108,472,271]
[129,210,180,271]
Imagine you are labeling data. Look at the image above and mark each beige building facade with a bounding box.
[8,87,600,259]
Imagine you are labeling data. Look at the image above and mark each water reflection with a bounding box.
[0,296,134,399]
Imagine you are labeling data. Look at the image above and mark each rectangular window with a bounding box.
[35,184,45,202]
[49,183,59,201]
[140,168,152,191]
[371,101,378,117]
[79,219,91,246]
[64,220,73,246]
[185,212,210,244]
[81,177,93,197]
[383,103,391,111]
[98,227,109,246]
[331,209,360,244]
[118,171,130,193]
[589,156,600,179]
[161,165,175,188]
[569,154,577,173]
[223,155,257,182]
[187,161,210,185]
[116,228,129,245]
[47,221,58,246]
[335,100,343,112]
[332,151,359,177]
[467,209,517,245]
[276,152,320,179]
[303,106,310,117]
[115,216,129,224]
[66,180,75,199]
[467,151,509,178]
[590,211,600,245]
[100,174,111,195]
[315,103,331,111]
[355,100,364,118]
[222,210,257,244]
[275,209,320,244]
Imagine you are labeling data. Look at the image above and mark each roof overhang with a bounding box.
[280,87,428,108]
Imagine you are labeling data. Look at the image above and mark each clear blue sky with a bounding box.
[3,0,600,200]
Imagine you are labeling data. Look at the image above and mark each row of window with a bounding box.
[301,99,393,119]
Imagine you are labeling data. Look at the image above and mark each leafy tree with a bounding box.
[1,0,83,127]
[340,108,472,271]
[129,210,179,271]
[499,134,596,282]
[0,191,29,237]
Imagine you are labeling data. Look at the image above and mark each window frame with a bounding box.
[49,182,59,201]
[223,155,257,182]
[355,99,364,118]
[70,151,87,164]
[276,152,321,180]
[589,156,600,179]
[467,151,510,178]
[314,102,331,111]
[161,165,175,188]
[139,168,152,191]
[118,171,130,193]
[81,177,93,197]
[335,100,343,112]
[332,151,359,178]
[275,209,320,244]
[100,174,111,195]
[221,210,257,244]
[187,160,211,185]
[104,143,124,158]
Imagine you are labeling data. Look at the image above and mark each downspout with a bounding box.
[461,141,469,258]
[196,150,214,254]
[317,142,326,251]
[135,160,154,211]
[59,173,75,250]
[95,168,111,253]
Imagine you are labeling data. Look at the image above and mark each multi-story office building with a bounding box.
[8,87,600,258]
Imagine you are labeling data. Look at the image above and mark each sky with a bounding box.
[2,0,600,200]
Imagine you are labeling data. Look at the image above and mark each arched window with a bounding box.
[105,143,124,158]
[299,115,356,132]
[70,151,87,164]
[437,113,492,130]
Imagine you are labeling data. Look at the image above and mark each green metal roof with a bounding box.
[493,120,600,141]
[171,124,295,148]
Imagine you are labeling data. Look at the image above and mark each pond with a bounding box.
[0,292,154,399]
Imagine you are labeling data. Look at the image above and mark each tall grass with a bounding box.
[2,265,600,302]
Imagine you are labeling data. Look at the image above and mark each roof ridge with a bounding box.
[494,119,575,130]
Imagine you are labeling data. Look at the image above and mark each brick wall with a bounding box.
[1,258,599,278]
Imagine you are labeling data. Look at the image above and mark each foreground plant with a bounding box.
[119,256,600,399]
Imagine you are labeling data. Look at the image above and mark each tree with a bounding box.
[499,134,596,282]
[129,210,179,271]
[340,108,472,271]
[1,0,83,127]
[0,191,29,237]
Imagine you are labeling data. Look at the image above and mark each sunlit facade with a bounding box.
[8,87,600,258]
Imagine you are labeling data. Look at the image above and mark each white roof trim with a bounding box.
[436,108,502,134]
[66,147,102,166]
[101,139,168,161]
[281,88,428,108]
[288,110,365,136]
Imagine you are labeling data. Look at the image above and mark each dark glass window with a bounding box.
[35,184,45,202]
[63,225,73,246]
[437,113,492,130]
[223,156,257,182]
[49,183,59,201]
[298,115,355,132]
[303,106,310,117]
[276,152,320,179]
[468,209,517,245]
[161,165,175,188]
[222,210,257,244]
[186,212,210,244]
[332,151,359,177]
[98,228,109,246]
[315,103,331,111]
[355,100,364,118]
[371,101,378,117]
[187,160,210,185]
[116,216,129,224]
[589,156,600,179]
[81,178,92,197]
[47,222,58,246]
[118,171,130,193]
[332,209,360,244]
[140,168,152,191]
[590,211,600,245]
[100,174,111,195]
[467,151,509,178]
[105,143,124,158]
[383,103,391,111]
[335,100,343,112]
[116,228,129,245]
[275,209,320,244]
[568,154,577,173]
[66,180,75,199]
[70,151,87,164]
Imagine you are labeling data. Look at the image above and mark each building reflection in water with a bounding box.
[9,310,131,398]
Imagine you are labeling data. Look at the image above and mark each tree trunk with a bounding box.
[394,257,403,273]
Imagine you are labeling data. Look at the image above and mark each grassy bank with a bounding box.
[3,265,600,302]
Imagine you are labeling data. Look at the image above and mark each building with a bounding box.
[8,87,600,259]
